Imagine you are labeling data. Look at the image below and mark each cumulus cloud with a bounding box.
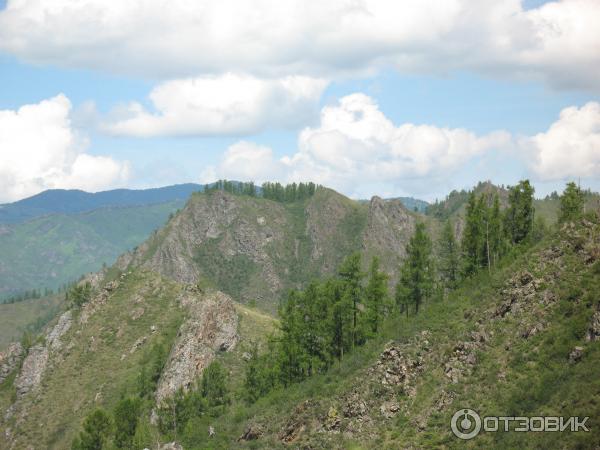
[522,101,600,180]
[203,93,512,197]
[103,74,327,137]
[0,0,599,90]
[0,95,130,203]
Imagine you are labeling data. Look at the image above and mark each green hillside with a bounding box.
[1,183,599,449]
[0,201,184,299]
[0,294,63,350]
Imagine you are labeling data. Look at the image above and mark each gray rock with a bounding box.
[0,342,24,384]
[14,345,48,397]
[569,346,584,364]
[586,307,600,341]
[156,290,238,402]
[46,311,72,351]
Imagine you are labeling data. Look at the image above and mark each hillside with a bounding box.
[119,188,418,311]
[0,201,185,299]
[0,294,63,350]
[0,184,202,225]
[1,184,599,449]
[427,181,600,226]
[197,216,600,449]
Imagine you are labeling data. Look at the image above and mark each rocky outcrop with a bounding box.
[156,289,238,402]
[0,343,23,384]
[12,310,75,396]
[128,191,288,302]
[238,424,264,441]
[363,197,414,257]
[586,306,600,342]
[46,311,72,350]
[14,345,48,397]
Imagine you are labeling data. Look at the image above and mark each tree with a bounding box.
[438,220,459,289]
[364,257,389,334]
[337,252,365,348]
[461,192,484,276]
[504,180,535,244]
[201,361,229,408]
[113,397,141,449]
[559,181,585,223]
[66,282,92,308]
[398,223,433,315]
[488,193,504,267]
[72,409,112,450]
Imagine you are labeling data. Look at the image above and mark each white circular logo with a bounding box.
[451,409,482,440]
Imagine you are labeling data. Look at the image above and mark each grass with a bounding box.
[174,218,600,449]
[0,270,185,449]
[0,294,63,350]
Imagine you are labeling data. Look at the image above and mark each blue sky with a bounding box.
[1,0,599,202]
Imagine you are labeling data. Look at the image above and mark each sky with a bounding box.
[1,0,599,203]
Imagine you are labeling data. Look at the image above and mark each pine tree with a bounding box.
[72,409,112,450]
[488,193,503,267]
[461,192,484,276]
[438,220,459,289]
[113,397,141,449]
[559,181,585,223]
[504,180,535,244]
[398,223,433,315]
[201,361,229,408]
[338,252,365,348]
[364,256,389,335]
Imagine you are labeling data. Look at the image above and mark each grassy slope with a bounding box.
[1,270,186,449]
[0,270,281,449]
[0,200,184,298]
[0,294,63,350]
[190,218,600,449]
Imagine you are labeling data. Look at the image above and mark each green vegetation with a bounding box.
[71,409,112,450]
[0,293,63,350]
[0,200,184,299]
[3,180,600,449]
[504,180,535,245]
[66,282,93,308]
[437,220,459,289]
[559,181,585,223]
[396,222,434,315]
[204,179,320,203]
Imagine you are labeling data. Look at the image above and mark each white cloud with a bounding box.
[0,1,599,91]
[204,93,512,197]
[200,141,285,183]
[522,101,600,180]
[0,95,130,203]
[103,74,327,137]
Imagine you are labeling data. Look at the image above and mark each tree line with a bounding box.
[203,179,320,203]
[243,180,588,403]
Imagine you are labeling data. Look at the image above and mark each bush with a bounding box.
[72,409,112,450]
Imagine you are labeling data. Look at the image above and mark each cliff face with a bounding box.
[121,189,416,307]
[156,289,239,403]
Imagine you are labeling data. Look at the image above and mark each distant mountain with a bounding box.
[0,201,185,299]
[0,183,203,224]
[388,196,429,212]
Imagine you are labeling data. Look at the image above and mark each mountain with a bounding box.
[388,196,429,213]
[0,201,186,299]
[116,188,417,311]
[0,184,203,225]
[1,184,599,449]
